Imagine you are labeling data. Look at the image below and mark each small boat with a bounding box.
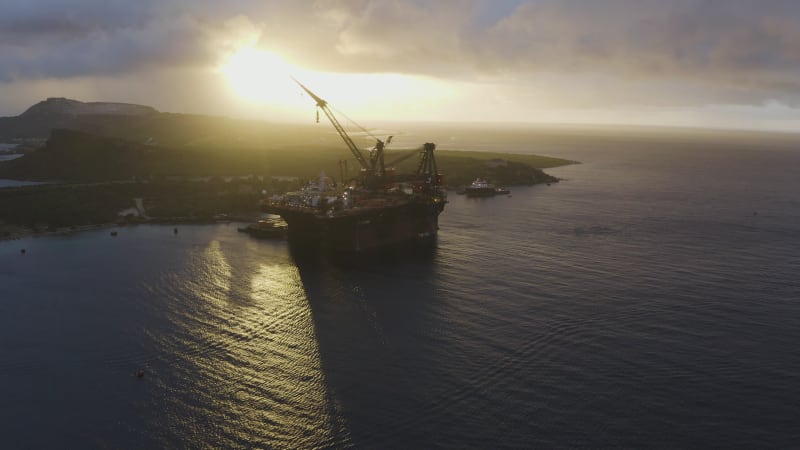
[494,187,510,195]
[110,230,118,236]
[465,178,497,197]
[238,218,288,239]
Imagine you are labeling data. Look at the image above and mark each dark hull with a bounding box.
[237,225,287,239]
[264,200,443,253]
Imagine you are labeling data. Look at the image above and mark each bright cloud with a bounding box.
[1,0,799,129]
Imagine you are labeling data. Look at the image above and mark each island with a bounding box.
[0,99,576,238]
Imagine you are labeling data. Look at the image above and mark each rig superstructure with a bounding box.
[263,80,446,252]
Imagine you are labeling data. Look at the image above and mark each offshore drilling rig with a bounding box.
[262,80,447,252]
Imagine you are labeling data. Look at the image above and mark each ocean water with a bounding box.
[2,129,800,448]
[0,178,46,188]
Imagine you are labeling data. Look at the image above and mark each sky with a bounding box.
[1,0,800,131]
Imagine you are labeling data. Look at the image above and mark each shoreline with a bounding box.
[0,214,260,242]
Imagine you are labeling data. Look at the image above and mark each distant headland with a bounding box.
[22,97,159,117]
[0,98,158,141]
[0,98,574,238]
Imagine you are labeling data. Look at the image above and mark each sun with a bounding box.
[220,47,301,105]
[218,45,457,122]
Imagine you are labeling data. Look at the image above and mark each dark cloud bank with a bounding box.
[2,0,799,107]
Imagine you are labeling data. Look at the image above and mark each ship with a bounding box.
[262,80,447,253]
[464,178,510,197]
[237,216,288,239]
[465,178,496,197]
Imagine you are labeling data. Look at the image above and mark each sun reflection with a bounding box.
[162,240,348,446]
[199,240,232,304]
[248,262,347,445]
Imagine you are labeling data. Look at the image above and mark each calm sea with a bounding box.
[2,128,799,448]
[0,154,23,162]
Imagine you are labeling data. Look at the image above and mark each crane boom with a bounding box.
[293,78,370,170]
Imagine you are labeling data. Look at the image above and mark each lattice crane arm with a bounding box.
[293,78,370,170]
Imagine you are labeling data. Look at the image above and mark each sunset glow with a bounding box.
[3,1,800,129]
[219,44,456,121]
[221,47,300,106]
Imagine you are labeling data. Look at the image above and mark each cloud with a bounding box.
[474,1,800,103]
[0,1,269,81]
[288,0,800,105]
[0,0,154,41]
[2,0,800,117]
[316,0,472,58]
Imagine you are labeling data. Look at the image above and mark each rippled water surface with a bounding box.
[2,132,800,448]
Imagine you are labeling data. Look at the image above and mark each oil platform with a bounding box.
[263,80,447,252]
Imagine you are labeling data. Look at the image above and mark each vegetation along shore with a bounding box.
[0,99,576,236]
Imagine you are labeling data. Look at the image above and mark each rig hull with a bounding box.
[264,198,443,253]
